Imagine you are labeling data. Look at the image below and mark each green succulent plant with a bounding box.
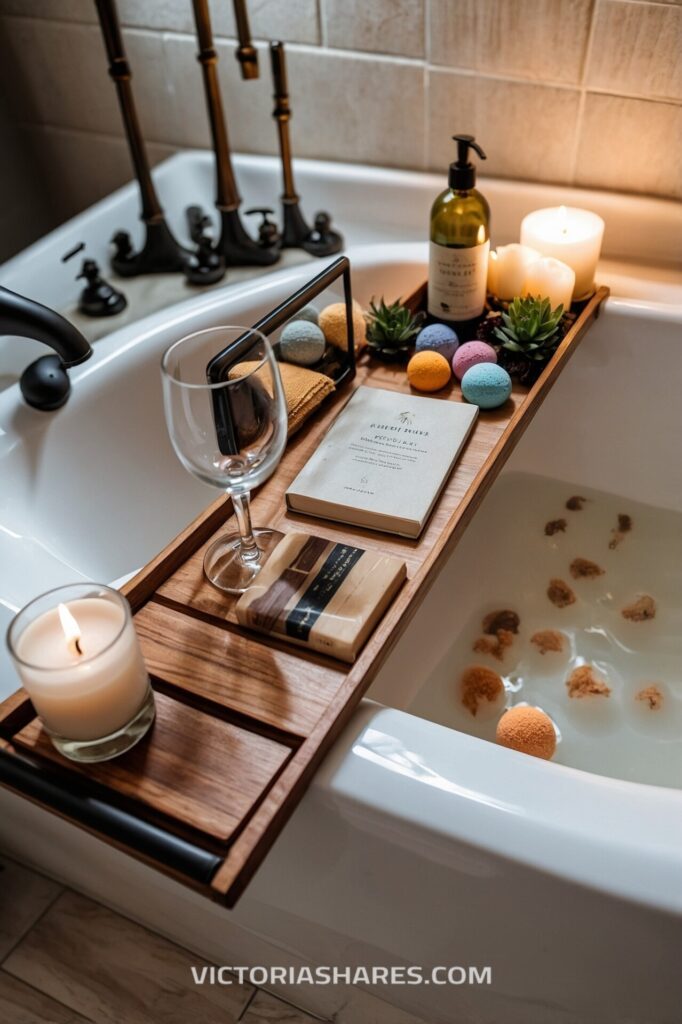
[365,297,426,361]
[493,295,564,361]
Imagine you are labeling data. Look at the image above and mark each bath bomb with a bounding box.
[415,322,459,363]
[460,665,504,717]
[452,341,497,381]
[296,304,319,325]
[280,320,326,366]
[319,300,366,351]
[407,350,452,392]
[461,363,512,409]
[496,706,557,760]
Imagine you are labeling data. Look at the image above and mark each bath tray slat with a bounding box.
[0,283,609,906]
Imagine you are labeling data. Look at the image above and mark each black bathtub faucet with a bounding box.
[0,286,92,410]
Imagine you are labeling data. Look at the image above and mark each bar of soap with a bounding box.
[236,532,406,663]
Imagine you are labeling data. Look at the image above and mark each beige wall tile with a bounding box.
[242,989,323,1022]
[428,70,581,184]
[0,17,119,131]
[0,0,93,21]
[0,971,91,1024]
[0,856,62,961]
[286,49,425,168]
[0,0,321,42]
[4,890,253,1024]
[586,0,682,102]
[24,125,176,224]
[575,92,682,197]
[324,0,425,58]
[162,35,274,152]
[429,0,593,85]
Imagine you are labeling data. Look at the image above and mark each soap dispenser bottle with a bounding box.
[428,134,490,323]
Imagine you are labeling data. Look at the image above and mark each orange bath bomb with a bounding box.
[407,350,451,392]
[318,301,366,351]
[496,706,557,760]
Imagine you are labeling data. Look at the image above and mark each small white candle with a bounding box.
[520,206,604,299]
[488,243,541,300]
[523,257,575,311]
[9,591,150,743]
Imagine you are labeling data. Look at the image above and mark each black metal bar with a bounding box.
[0,751,222,886]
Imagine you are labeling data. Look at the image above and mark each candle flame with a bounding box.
[559,205,568,236]
[58,603,83,656]
[477,224,486,245]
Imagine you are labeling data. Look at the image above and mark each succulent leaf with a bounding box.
[493,295,564,361]
[365,297,426,358]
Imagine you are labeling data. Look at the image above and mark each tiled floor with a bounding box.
[0,855,321,1024]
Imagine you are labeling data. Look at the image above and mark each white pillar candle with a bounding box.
[520,206,604,299]
[9,589,150,743]
[523,257,575,311]
[488,243,542,300]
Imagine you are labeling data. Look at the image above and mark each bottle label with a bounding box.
[428,240,490,321]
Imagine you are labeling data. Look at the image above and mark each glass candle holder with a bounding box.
[6,584,155,763]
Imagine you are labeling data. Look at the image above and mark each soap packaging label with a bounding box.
[235,532,406,663]
[428,240,490,320]
[285,385,478,537]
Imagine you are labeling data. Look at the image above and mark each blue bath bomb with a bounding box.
[296,304,320,325]
[415,322,459,363]
[461,363,512,409]
[280,320,326,366]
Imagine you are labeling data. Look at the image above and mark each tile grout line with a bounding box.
[569,0,602,182]
[0,965,99,1024]
[0,884,63,970]
[0,862,64,969]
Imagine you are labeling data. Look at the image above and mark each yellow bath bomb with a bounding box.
[407,350,451,392]
[496,706,557,760]
[318,300,366,351]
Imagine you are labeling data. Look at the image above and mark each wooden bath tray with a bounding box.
[0,283,609,905]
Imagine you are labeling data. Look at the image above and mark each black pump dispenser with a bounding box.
[448,134,487,191]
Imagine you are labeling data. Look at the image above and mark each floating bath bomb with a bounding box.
[280,320,326,366]
[415,322,459,363]
[496,706,557,760]
[407,350,452,392]
[319,300,366,351]
[461,363,512,410]
[296,304,320,324]
[460,665,505,717]
[452,341,497,381]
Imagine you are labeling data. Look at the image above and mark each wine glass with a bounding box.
[161,326,288,594]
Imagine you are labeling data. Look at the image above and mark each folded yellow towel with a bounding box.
[227,360,335,435]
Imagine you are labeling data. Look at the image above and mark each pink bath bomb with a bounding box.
[452,341,497,381]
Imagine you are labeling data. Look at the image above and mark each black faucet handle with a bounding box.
[245,207,280,249]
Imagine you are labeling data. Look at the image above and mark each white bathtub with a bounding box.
[2,274,681,1024]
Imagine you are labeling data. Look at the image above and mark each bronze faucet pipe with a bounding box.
[270,41,297,202]
[94,0,164,223]
[233,0,259,79]
[191,0,240,212]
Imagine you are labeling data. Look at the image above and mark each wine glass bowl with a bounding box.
[161,326,288,593]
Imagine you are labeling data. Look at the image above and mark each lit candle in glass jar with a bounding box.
[520,206,604,300]
[7,585,154,762]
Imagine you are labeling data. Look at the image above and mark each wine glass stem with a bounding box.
[232,491,260,563]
